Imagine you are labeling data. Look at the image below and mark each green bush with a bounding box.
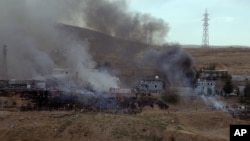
[223,75,233,94]
[244,81,250,99]
[161,88,180,104]
[169,136,176,141]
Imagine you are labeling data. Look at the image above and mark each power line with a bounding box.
[202,9,210,48]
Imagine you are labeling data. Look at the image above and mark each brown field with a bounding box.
[185,48,250,74]
[0,96,249,141]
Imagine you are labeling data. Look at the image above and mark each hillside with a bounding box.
[185,48,250,74]
[60,25,250,76]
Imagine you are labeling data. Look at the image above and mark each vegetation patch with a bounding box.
[161,88,180,104]
[111,127,129,138]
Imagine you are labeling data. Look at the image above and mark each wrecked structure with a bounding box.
[227,104,250,120]
[0,79,46,89]
[138,78,165,93]
[200,70,228,80]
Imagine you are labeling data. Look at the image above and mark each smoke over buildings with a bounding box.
[0,0,195,91]
[141,45,195,86]
[0,0,118,92]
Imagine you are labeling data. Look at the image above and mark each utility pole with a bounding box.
[202,9,210,48]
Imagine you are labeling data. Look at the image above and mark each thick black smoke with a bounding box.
[79,0,169,45]
[141,45,195,86]
[20,0,168,45]
[0,0,193,89]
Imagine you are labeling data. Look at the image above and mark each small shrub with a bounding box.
[244,81,250,99]
[223,75,233,94]
[161,88,180,104]
[169,135,176,141]
[146,134,163,141]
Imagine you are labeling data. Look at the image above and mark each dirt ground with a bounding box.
[0,96,249,141]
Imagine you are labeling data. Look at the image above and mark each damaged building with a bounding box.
[200,70,228,80]
[138,77,165,93]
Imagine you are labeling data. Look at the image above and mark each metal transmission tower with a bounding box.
[1,45,8,79]
[202,9,210,48]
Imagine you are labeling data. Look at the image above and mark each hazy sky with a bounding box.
[129,0,250,46]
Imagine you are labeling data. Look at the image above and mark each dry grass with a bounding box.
[185,48,250,74]
[1,100,249,141]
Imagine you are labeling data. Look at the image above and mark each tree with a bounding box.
[208,64,216,70]
[207,87,212,96]
[223,76,233,94]
[244,81,250,99]
[161,87,180,104]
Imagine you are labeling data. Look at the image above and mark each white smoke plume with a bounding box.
[201,96,227,110]
[0,0,118,92]
[64,40,118,91]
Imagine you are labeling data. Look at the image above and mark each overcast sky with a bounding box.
[129,0,250,46]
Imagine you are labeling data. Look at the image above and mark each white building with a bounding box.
[238,85,246,96]
[138,79,164,93]
[195,80,216,95]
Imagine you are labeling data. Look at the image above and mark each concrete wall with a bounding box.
[195,80,216,95]
[139,80,163,92]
